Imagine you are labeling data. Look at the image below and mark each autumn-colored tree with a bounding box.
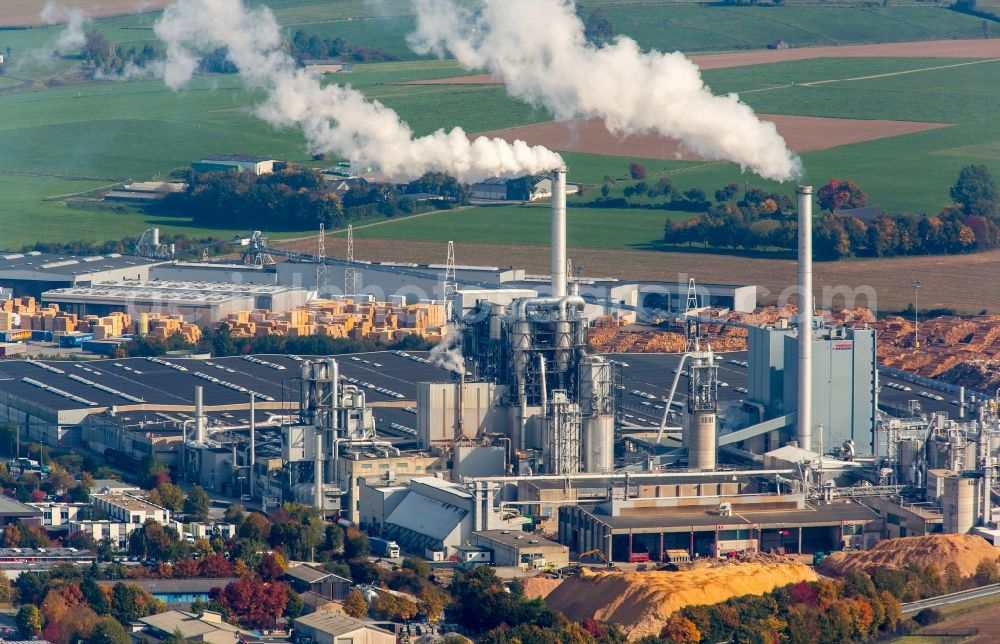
[16,604,43,638]
[149,483,185,512]
[3,524,21,548]
[110,583,158,625]
[371,592,418,622]
[817,179,867,212]
[238,513,271,542]
[343,588,369,618]
[183,485,210,521]
[199,552,235,578]
[256,552,286,582]
[88,615,130,644]
[629,162,646,180]
[20,524,51,548]
[172,558,200,578]
[213,577,288,630]
[660,614,701,643]
[419,584,450,622]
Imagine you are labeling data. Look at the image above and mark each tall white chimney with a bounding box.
[195,385,206,443]
[796,186,813,452]
[551,168,567,297]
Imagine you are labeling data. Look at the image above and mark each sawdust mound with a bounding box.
[820,534,998,578]
[521,575,563,600]
[544,561,817,640]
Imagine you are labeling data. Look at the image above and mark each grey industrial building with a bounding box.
[41,280,309,326]
[0,251,165,299]
[746,323,877,455]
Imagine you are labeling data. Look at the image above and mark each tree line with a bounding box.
[662,165,999,260]
[288,30,400,64]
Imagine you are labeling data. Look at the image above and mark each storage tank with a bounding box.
[943,473,979,534]
[583,415,614,473]
[688,410,717,471]
[138,312,149,336]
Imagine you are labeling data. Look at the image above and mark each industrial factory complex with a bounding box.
[2,170,999,569]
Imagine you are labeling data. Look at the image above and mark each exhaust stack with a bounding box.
[195,385,206,443]
[551,168,567,297]
[796,186,813,452]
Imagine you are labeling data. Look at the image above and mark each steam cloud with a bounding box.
[430,323,466,375]
[409,0,802,181]
[41,2,88,55]
[153,0,563,182]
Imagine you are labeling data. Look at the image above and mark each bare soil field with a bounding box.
[917,602,1000,643]
[405,40,1000,86]
[0,1,171,27]
[476,115,949,160]
[275,236,1000,314]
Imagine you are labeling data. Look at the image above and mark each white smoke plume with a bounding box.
[94,59,166,82]
[153,0,563,182]
[409,0,802,182]
[430,323,466,375]
[41,2,89,55]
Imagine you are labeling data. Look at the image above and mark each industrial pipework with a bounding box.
[551,168,568,298]
[797,185,813,452]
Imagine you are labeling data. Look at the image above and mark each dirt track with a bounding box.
[477,115,948,160]
[406,40,1000,86]
[274,236,1000,314]
[0,1,171,27]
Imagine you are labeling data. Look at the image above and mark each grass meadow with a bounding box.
[0,1,997,248]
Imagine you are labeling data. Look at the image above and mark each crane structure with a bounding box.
[316,223,328,298]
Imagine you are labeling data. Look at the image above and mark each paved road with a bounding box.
[901,583,1000,614]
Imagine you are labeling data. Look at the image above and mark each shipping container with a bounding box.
[0,329,31,342]
[82,340,126,356]
[30,330,53,342]
[59,333,94,348]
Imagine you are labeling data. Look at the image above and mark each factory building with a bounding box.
[41,280,309,327]
[150,261,280,285]
[746,323,877,455]
[560,492,883,562]
[472,529,570,570]
[0,251,165,299]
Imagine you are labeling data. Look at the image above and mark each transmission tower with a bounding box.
[344,225,358,298]
[316,223,328,298]
[443,240,457,319]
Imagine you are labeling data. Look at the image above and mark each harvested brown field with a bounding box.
[273,236,1000,314]
[405,40,1000,85]
[521,575,563,600]
[916,598,1000,644]
[544,560,817,640]
[476,116,949,160]
[819,534,998,578]
[0,1,171,27]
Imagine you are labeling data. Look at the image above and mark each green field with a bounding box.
[0,0,998,248]
[338,202,695,249]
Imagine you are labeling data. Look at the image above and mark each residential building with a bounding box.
[293,612,395,644]
[0,495,43,528]
[136,610,245,644]
[69,520,136,549]
[285,564,352,601]
[27,501,88,528]
[97,578,237,607]
[92,493,170,526]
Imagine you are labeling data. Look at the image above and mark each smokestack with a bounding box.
[314,429,324,510]
[249,392,256,500]
[551,168,567,297]
[195,385,206,443]
[796,186,813,452]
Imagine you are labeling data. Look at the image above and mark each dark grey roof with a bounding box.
[0,251,161,278]
[475,530,565,550]
[286,563,350,585]
[0,496,43,516]
[0,547,94,558]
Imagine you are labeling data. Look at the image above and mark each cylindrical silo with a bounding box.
[583,415,614,473]
[688,410,717,471]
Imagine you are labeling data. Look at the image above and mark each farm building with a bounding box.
[302,59,353,74]
[192,154,282,175]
